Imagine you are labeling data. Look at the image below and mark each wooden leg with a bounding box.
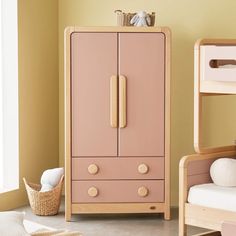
[179,221,187,236]
[164,208,171,220]
[179,159,188,236]
[179,186,187,236]
[65,210,71,222]
[65,201,72,221]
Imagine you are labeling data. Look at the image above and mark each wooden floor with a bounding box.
[16,199,207,236]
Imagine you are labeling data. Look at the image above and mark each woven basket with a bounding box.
[23,176,64,216]
[115,10,155,26]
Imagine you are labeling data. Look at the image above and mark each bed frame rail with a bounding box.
[179,150,236,236]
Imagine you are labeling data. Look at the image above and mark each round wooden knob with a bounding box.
[138,163,149,174]
[88,187,98,197]
[138,186,149,197]
[88,164,99,175]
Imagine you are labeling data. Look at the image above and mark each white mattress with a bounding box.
[188,183,236,212]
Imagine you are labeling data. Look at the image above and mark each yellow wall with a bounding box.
[202,95,236,148]
[58,0,236,206]
[0,0,59,210]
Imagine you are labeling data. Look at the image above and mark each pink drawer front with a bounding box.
[72,180,164,203]
[72,157,164,180]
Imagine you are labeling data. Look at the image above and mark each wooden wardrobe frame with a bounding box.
[179,39,236,236]
[64,27,171,221]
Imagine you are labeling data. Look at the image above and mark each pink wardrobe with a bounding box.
[64,27,171,221]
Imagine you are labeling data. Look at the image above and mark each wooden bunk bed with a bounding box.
[179,39,236,236]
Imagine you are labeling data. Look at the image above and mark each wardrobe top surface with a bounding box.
[65,26,171,35]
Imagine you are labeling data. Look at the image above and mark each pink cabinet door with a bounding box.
[71,33,118,157]
[119,33,165,156]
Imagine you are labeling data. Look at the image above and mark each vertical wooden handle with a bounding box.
[110,75,118,128]
[119,75,127,128]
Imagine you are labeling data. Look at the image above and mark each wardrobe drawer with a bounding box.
[72,180,164,203]
[72,157,164,180]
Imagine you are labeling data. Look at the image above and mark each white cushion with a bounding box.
[40,167,64,192]
[0,211,30,236]
[188,183,236,212]
[210,158,236,186]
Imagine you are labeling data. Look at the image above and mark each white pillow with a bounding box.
[210,158,236,187]
[0,211,30,236]
[40,167,64,192]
